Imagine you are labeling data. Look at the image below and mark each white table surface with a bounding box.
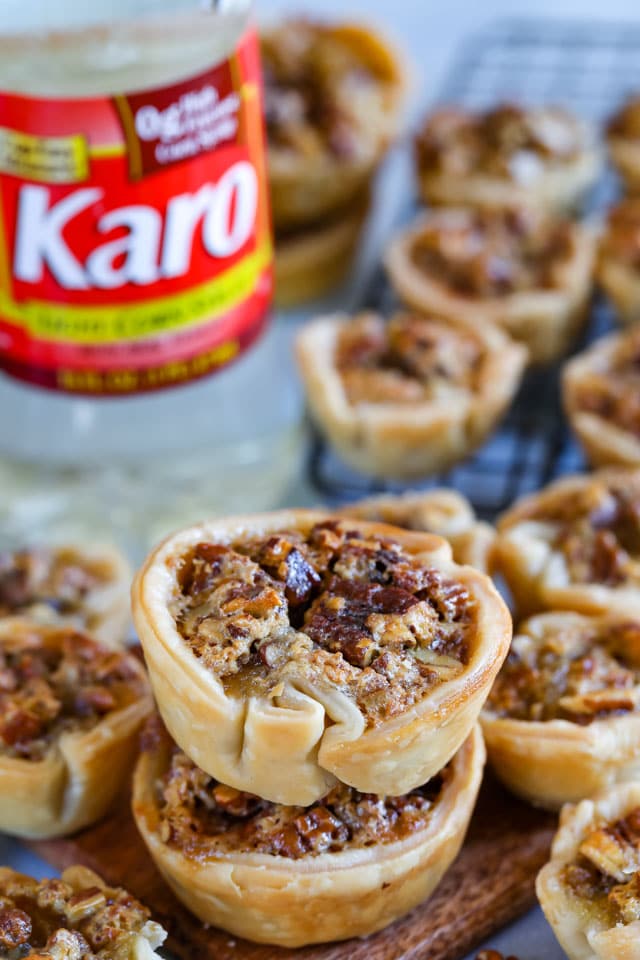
[7,2,640,958]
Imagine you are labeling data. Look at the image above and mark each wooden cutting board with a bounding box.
[29,771,556,960]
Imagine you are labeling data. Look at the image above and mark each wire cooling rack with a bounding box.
[306,17,640,519]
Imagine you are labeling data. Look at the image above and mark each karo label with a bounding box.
[0,29,272,396]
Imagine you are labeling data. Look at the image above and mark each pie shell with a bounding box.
[275,191,369,308]
[0,619,152,839]
[384,211,596,365]
[481,612,640,811]
[131,509,511,806]
[132,724,485,947]
[563,329,640,468]
[267,23,405,230]
[608,135,640,195]
[295,313,526,479]
[536,782,640,960]
[492,470,640,619]
[596,253,640,325]
[416,138,601,214]
[336,489,495,572]
[0,864,166,960]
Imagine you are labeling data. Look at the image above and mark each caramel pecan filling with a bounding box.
[0,626,146,761]
[262,21,384,161]
[0,548,107,620]
[574,330,640,437]
[0,871,155,959]
[154,732,449,860]
[608,96,640,140]
[171,521,472,726]
[487,619,640,724]
[599,199,640,267]
[416,103,582,181]
[563,806,640,925]
[410,209,574,298]
[335,312,483,405]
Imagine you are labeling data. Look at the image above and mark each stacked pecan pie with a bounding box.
[132,509,511,945]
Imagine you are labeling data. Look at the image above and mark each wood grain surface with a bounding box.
[29,771,556,960]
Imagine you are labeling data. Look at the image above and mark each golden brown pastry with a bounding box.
[337,489,495,572]
[492,469,640,619]
[132,510,510,805]
[275,190,369,307]
[133,719,485,947]
[385,207,596,364]
[0,864,166,960]
[0,544,130,648]
[537,782,640,960]
[595,199,640,325]
[608,95,640,194]
[295,310,526,479]
[415,103,601,213]
[564,326,640,468]
[482,612,640,810]
[0,618,152,838]
[262,19,404,230]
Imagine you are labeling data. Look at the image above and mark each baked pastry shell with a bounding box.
[481,613,640,811]
[132,724,485,947]
[0,619,152,839]
[267,23,405,229]
[492,470,640,619]
[596,253,640,326]
[608,134,640,195]
[536,782,640,960]
[563,330,640,468]
[385,212,596,365]
[132,509,510,805]
[295,313,526,479]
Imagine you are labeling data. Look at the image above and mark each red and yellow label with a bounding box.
[0,30,272,395]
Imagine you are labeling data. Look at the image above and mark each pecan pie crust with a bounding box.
[607,95,640,195]
[0,618,152,838]
[132,510,510,805]
[595,199,640,326]
[132,721,485,946]
[537,782,640,960]
[295,311,525,478]
[481,612,640,809]
[385,208,596,364]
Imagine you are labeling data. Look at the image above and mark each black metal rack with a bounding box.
[306,17,639,519]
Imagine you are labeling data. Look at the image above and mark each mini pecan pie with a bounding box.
[0,544,130,648]
[564,326,640,468]
[596,199,640,325]
[133,719,484,946]
[262,19,404,230]
[296,311,525,478]
[607,95,640,194]
[537,783,640,960]
[132,510,510,805]
[482,612,640,810]
[492,469,640,620]
[385,208,596,364]
[415,103,601,213]
[0,865,166,960]
[337,489,495,572]
[0,618,151,838]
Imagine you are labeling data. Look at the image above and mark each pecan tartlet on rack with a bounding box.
[537,783,640,960]
[338,489,495,572]
[564,327,640,468]
[0,618,151,838]
[385,208,596,364]
[262,19,404,230]
[0,865,166,960]
[608,95,640,194]
[595,199,640,325]
[415,103,601,213]
[482,612,640,810]
[295,311,526,479]
[492,469,640,619]
[132,510,510,806]
[133,720,484,947]
[0,544,130,648]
